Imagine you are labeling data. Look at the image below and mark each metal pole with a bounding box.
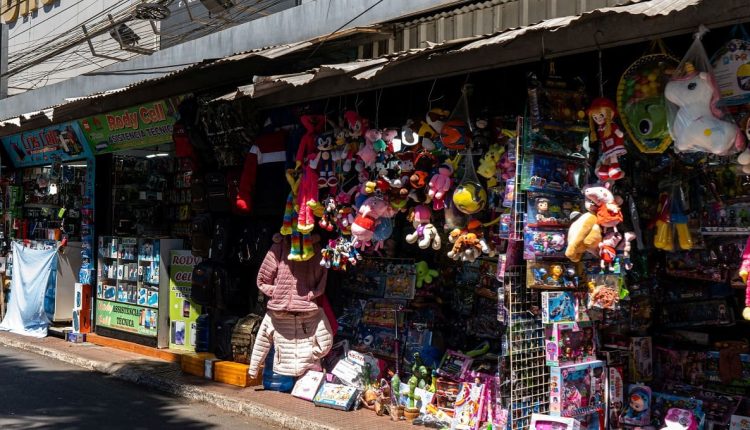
[0,24,7,99]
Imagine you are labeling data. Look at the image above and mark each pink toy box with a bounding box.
[530,413,582,430]
[549,360,606,426]
[545,322,596,367]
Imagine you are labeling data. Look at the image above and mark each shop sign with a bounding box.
[1,121,93,167]
[79,99,178,154]
[168,250,202,351]
[2,0,55,24]
[96,300,158,337]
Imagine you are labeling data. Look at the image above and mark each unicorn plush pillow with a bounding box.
[665,70,742,154]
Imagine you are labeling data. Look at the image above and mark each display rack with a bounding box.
[504,115,549,430]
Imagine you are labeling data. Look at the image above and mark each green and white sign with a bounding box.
[96,300,158,337]
[78,98,180,154]
[168,251,202,351]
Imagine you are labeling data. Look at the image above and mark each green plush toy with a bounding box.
[415,261,438,288]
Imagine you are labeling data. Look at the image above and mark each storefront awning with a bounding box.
[220,0,749,108]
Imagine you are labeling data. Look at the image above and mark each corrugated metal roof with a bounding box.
[458,0,701,52]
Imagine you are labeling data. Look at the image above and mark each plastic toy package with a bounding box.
[527,261,580,289]
[548,360,606,422]
[529,413,582,430]
[521,154,585,194]
[542,291,577,324]
[545,322,597,367]
[524,229,568,260]
[527,192,582,228]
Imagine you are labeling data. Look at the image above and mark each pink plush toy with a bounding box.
[599,231,622,271]
[738,236,750,320]
[351,196,395,250]
[357,129,379,167]
[428,163,453,210]
[405,205,441,250]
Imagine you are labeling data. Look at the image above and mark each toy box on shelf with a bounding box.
[665,250,727,282]
[524,229,568,260]
[542,291,577,324]
[527,261,581,290]
[545,322,596,366]
[629,337,653,382]
[530,413,582,430]
[549,360,606,420]
[704,351,750,387]
[660,299,736,328]
[520,153,586,195]
[607,366,625,429]
[526,192,583,228]
[651,392,705,430]
[662,382,742,429]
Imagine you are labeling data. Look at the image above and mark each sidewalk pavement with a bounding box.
[0,331,407,430]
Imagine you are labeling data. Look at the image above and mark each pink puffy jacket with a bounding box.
[257,238,328,313]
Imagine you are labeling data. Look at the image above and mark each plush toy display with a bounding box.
[405,205,442,250]
[296,114,327,234]
[588,98,627,181]
[446,220,493,262]
[418,108,450,150]
[665,65,743,155]
[415,261,438,288]
[476,144,504,187]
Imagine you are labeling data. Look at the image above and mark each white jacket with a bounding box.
[248,309,333,378]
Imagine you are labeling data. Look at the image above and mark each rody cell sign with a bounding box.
[2,0,56,24]
[78,98,179,154]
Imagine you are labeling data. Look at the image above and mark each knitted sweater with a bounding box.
[257,239,327,313]
[248,309,333,377]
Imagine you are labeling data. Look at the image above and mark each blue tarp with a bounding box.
[0,242,58,338]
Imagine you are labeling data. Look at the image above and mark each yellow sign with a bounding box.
[2,0,56,24]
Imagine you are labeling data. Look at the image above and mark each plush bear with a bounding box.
[415,261,438,288]
[565,209,602,262]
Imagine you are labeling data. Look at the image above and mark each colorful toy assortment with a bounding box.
[545,322,596,367]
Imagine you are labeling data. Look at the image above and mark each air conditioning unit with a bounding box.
[199,0,234,14]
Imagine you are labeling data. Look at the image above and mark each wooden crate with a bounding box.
[180,352,216,378]
[213,361,263,387]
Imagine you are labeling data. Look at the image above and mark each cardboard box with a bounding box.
[541,291,577,324]
[629,337,652,382]
[545,322,596,367]
[181,352,216,378]
[549,360,605,418]
[530,414,581,430]
[213,361,262,387]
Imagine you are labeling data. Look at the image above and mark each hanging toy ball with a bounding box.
[452,181,487,215]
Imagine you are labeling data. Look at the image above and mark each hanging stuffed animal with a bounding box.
[427,163,453,210]
[317,196,337,232]
[665,63,743,155]
[405,205,442,250]
[334,192,355,235]
[296,114,326,234]
[309,131,339,188]
[418,108,449,150]
[477,144,504,187]
[738,235,750,320]
[588,98,627,181]
[351,196,396,250]
[599,231,622,271]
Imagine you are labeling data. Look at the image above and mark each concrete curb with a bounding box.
[0,335,336,430]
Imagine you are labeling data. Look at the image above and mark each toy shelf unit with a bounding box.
[505,264,550,430]
[95,236,182,348]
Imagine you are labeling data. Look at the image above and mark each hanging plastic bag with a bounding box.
[711,25,750,106]
[617,40,678,153]
[665,26,744,156]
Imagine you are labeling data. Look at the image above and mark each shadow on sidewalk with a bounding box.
[0,350,224,430]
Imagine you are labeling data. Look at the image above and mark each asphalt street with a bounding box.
[0,345,278,430]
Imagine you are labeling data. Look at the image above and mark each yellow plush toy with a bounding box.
[565,210,602,262]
